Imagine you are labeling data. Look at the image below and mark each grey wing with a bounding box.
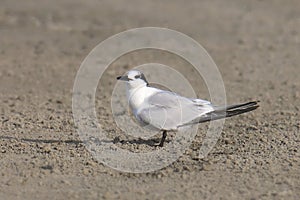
[137,91,214,130]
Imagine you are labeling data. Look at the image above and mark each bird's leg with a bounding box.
[158,130,167,147]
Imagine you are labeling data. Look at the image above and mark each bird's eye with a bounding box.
[134,75,141,79]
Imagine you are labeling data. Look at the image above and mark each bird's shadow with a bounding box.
[0,135,166,147]
[0,135,82,145]
[115,137,162,147]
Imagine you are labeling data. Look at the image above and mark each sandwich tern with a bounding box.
[117,70,259,147]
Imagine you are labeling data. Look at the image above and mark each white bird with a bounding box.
[117,70,259,147]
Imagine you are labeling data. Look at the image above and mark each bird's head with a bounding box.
[117,70,149,89]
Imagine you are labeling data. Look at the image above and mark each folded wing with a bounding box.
[136,91,214,130]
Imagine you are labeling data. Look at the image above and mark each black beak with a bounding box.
[117,75,130,81]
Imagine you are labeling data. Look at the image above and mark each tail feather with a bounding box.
[179,101,259,127]
[213,101,259,112]
[198,100,259,123]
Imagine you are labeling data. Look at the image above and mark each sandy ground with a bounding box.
[0,0,299,199]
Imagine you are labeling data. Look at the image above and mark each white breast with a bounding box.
[127,86,158,112]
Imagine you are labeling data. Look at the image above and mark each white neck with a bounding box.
[126,84,146,111]
[126,83,158,113]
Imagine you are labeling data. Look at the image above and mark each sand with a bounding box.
[0,0,299,199]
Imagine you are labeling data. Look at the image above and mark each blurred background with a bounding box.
[0,0,299,199]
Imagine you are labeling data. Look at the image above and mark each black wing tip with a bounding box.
[244,100,260,105]
[247,100,260,108]
[249,100,260,104]
[179,100,261,126]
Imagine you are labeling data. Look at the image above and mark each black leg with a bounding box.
[158,130,167,147]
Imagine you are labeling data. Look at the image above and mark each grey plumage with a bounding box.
[117,70,260,146]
